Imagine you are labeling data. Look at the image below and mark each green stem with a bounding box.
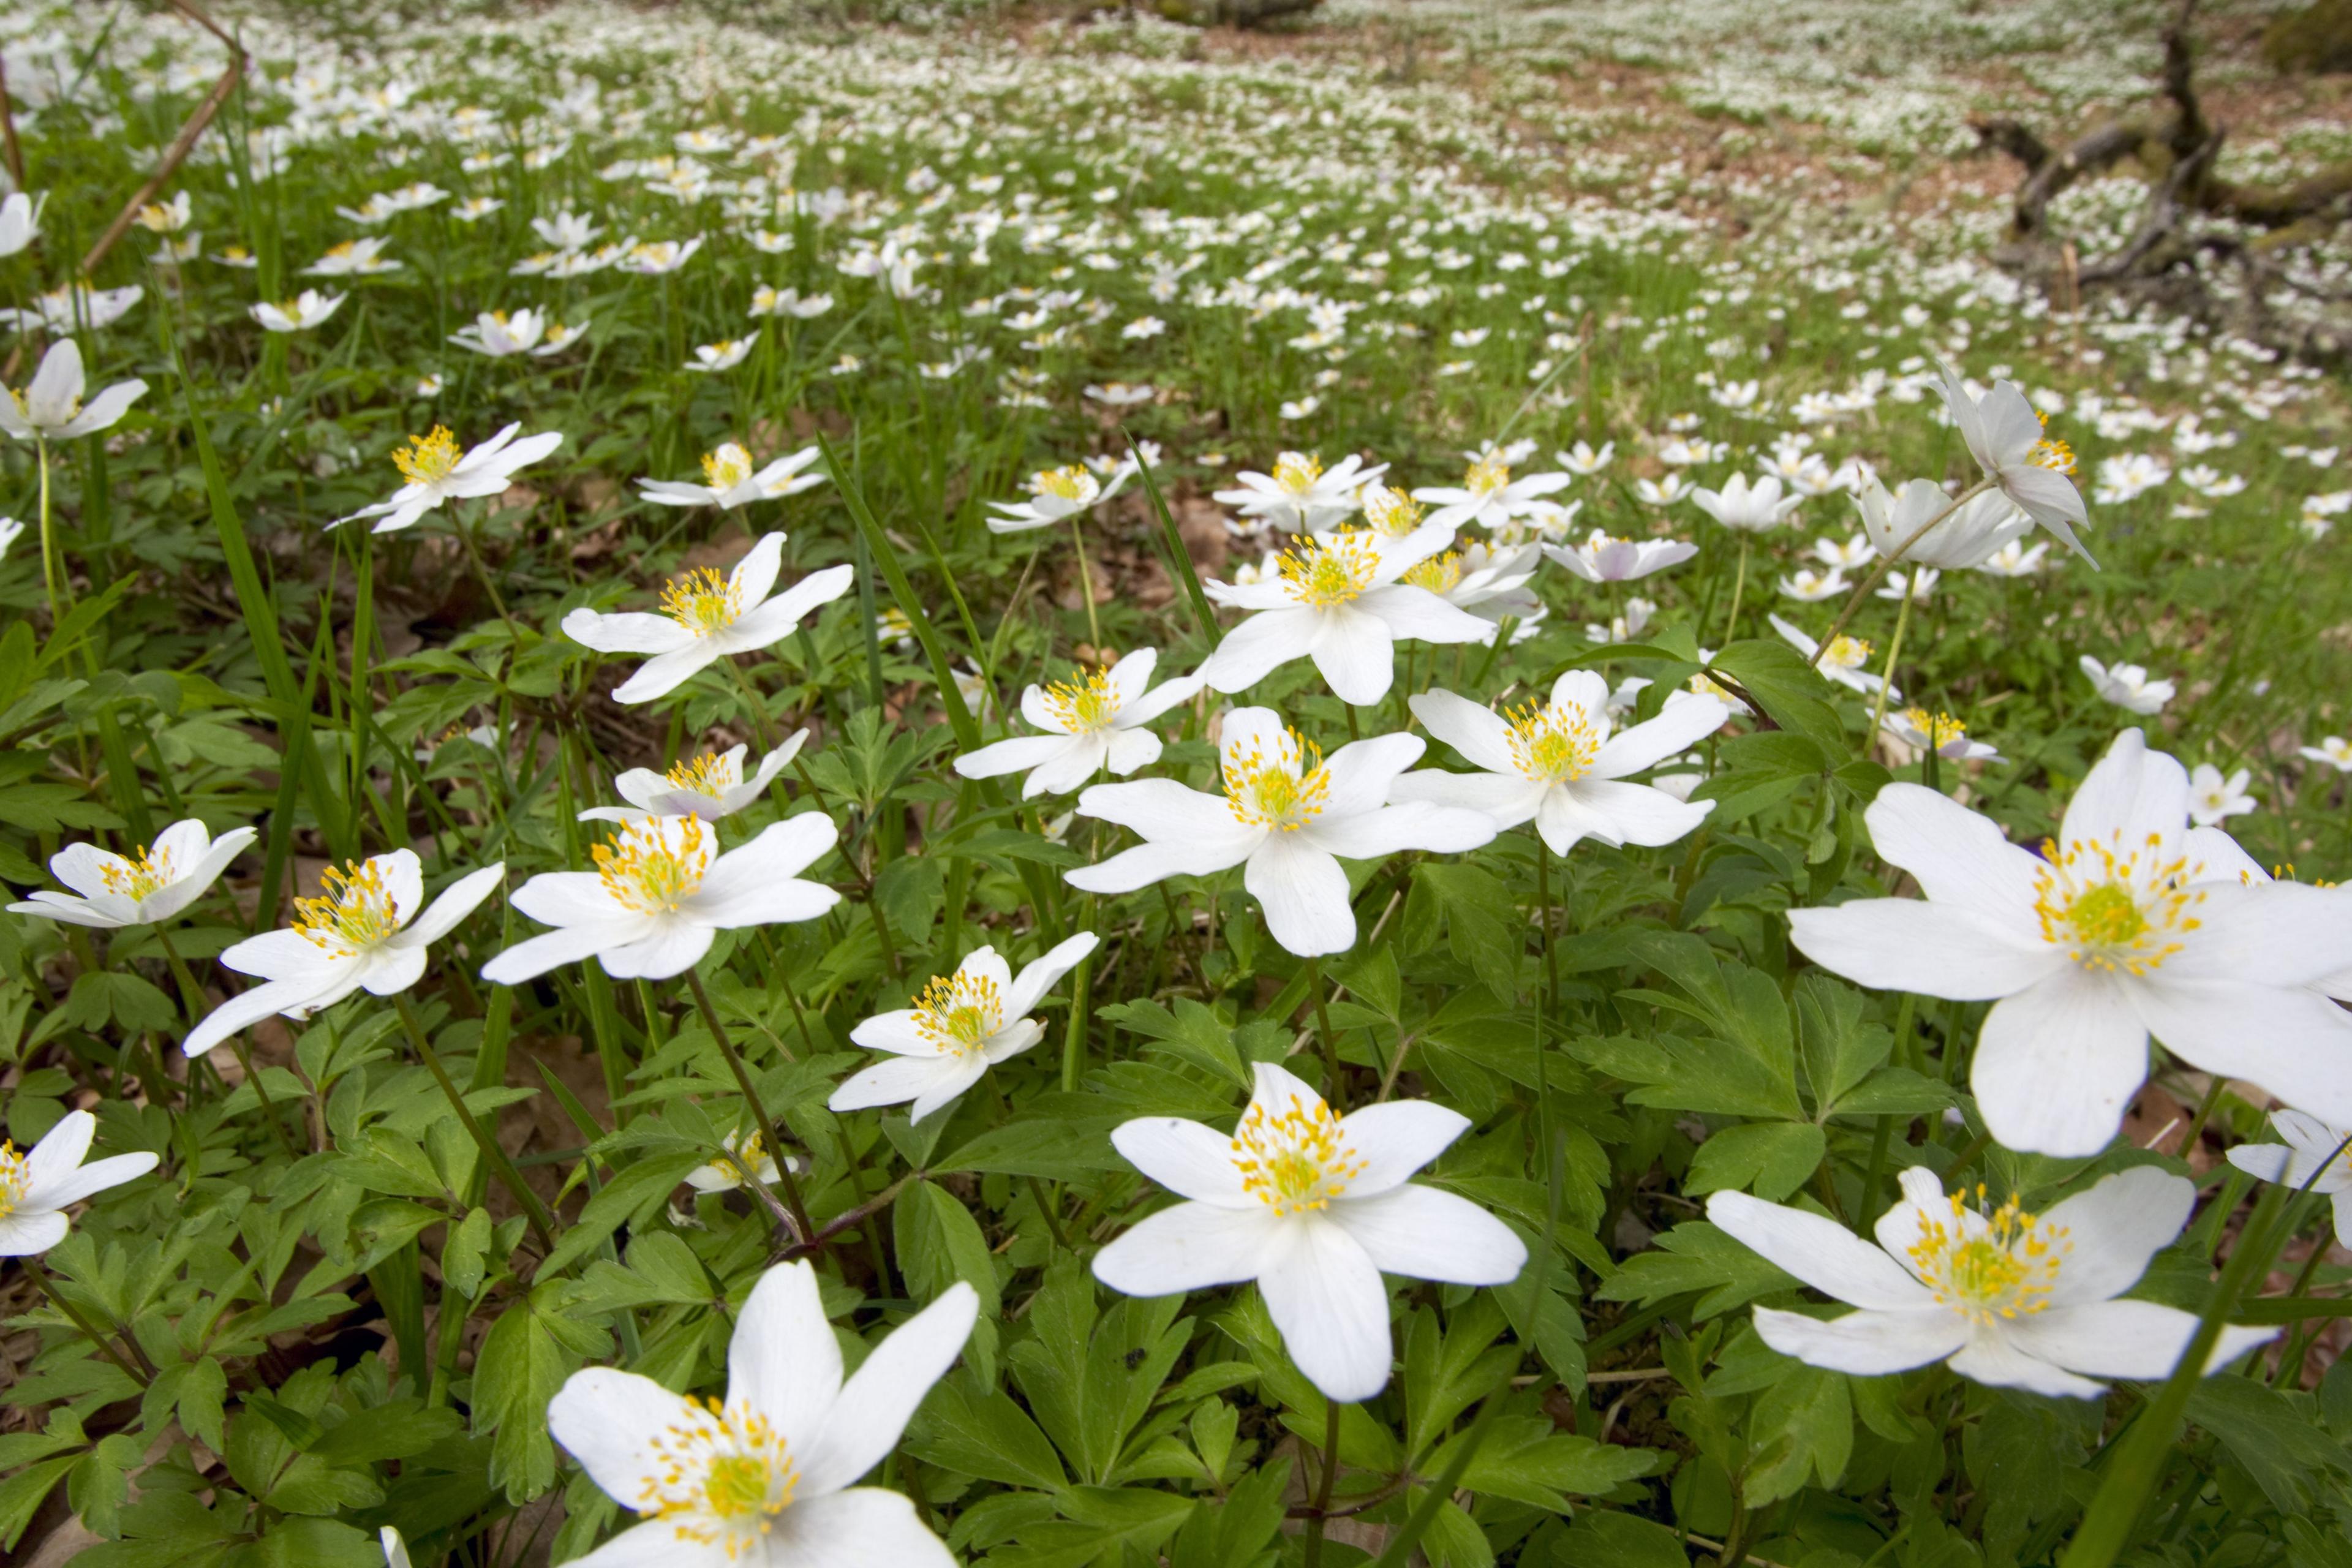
[1721,533,1748,644]
[1308,956,1343,1105]
[685,967,816,1243]
[1809,478,1992,666]
[1068,513,1101,650]
[1866,587,1913,750]
[394,992,557,1253]
[1305,1396,1343,1568]
[31,1258,151,1384]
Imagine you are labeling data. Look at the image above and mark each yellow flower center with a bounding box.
[1506,701,1602,782]
[0,1142,27,1219]
[1907,1186,2068,1325]
[665,752,739,797]
[393,427,462,486]
[98,843,178,903]
[1223,727,1330,832]
[913,971,1005,1056]
[702,447,753,491]
[1822,635,1873,670]
[1273,451,1324,495]
[1277,530,1381,607]
[641,1396,800,1554]
[293,860,404,954]
[1901,707,1967,745]
[1231,1094,1365,1216]
[2030,832,2205,975]
[1362,484,1424,537]
[660,567,744,636]
[1042,667,1120,733]
[2029,414,2076,475]
[707,1131,769,1186]
[593,820,712,914]
[1465,455,1510,496]
[1032,464,1097,504]
[324,240,355,258]
[1401,552,1462,595]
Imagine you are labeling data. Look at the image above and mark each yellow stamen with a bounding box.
[1031,464,1097,504]
[2029,415,2076,475]
[1505,700,1602,782]
[1273,451,1324,494]
[1822,634,1873,669]
[1222,727,1331,832]
[1277,530,1381,607]
[1362,484,1425,537]
[639,1396,800,1555]
[593,820,711,914]
[702,446,754,492]
[1402,551,1463,595]
[913,971,1005,1056]
[293,861,403,953]
[2030,831,2205,975]
[393,427,462,486]
[1232,1093,1365,1216]
[1464,454,1510,495]
[1907,1185,2069,1325]
[0,1142,28,1219]
[1042,667,1120,733]
[97,843,178,903]
[660,567,744,636]
[665,752,739,797]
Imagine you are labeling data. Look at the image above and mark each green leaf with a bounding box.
[936,1116,1130,1182]
[1685,1122,1826,1201]
[1444,1415,1659,1511]
[904,1369,1068,1491]
[1743,1363,1853,1504]
[1706,639,1849,756]
[1594,1221,1796,1317]
[474,1287,603,1502]
[1415,861,1524,1004]
[895,1179,1003,1317]
[2185,1376,2350,1513]
[1098,997,1248,1087]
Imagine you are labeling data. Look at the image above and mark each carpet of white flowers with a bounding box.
[6,1,2352,1564]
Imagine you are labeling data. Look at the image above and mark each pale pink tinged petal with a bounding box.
[1387,770,1545,827]
[1945,1331,2109,1398]
[1337,1100,1469,1194]
[1257,1216,1396,1401]
[23,1112,93,1189]
[2168,880,2352,986]
[1705,1191,1935,1308]
[1005,931,1101,1018]
[358,945,429,998]
[2127,979,2352,1129]
[0,1211,71,1256]
[2036,1166,2192,1305]
[1592,698,1731,778]
[2226,1143,2293,1185]
[848,1011,931,1057]
[1305,802,1496,861]
[762,1487,957,1568]
[1409,688,1518,775]
[481,922,646,986]
[1099,728,1161,779]
[1327,1184,1525,1284]
[1751,1306,1967,1376]
[1788,901,2059,1000]
[1319,733,1428,818]
[1245,835,1357,957]
[548,1367,699,1503]
[2008,1300,2274,1382]
[726,1260,842,1451]
[375,850,425,929]
[598,921,716,981]
[1112,1118,1253,1207]
[1556,778,1713,848]
[399,863,505,947]
[1074,777,1256,848]
[1022,735,1115,797]
[1862,783,2046,925]
[2060,730,2188,852]
[510,870,620,926]
[612,644,722,704]
[1970,970,2150,1157]
[797,1283,978,1495]
[1068,839,1254,893]
[1309,606,1400,707]
[610,769,669,811]
[1094,1202,1280,1296]
[29,1152,160,1213]
[729,532,788,608]
[1199,608,1317,695]
[1357,584,1493,644]
[1104,646,1159,706]
[1117,671,1207,727]
[829,1056,956,1114]
[564,609,696,655]
[954,734,1071,781]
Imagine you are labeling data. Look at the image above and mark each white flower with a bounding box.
[986,462,1130,535]
[685,1126,798,1194]
[0,516,21,560]
[303,237,401,276]
[686,333,757,372]
[1813,533,1874,570]
[0,1111,159,1256]
[1121,315,1166,339]
[1778,567,1848,602]
[7,820,256,929]
[1215,452,1386,533]
[1853,476,2033,570]
[0,282,143,333]
[581,734,809,825]
[549,1260,975,1568]
[1634,474,1693,507]
[1882,707,2000,763]
[333,423,564,533]
[0,341,147,441]
[0,191,45,258]
[1770,614,1893,698]
[1586,596,1657,646]
[1690,473,1801,533]
[1411,453,1570,533]
[1544,528,1696,583]
[1557,440,1613,475]
[1975,539,2049,578]
[618,236,704,274]
[1393,677,1730,855]
[751,285,834,319]
[1934,361,2093,562]
[1787,729,2352,1155]
[1709,1166,2274,1399]
[250,289,347,332]
[532,211,602,249]
[2228,1109,2352,1247]
[482,814,840,984]
[831,933,1101,1123]
[381,1525,413,1568]
[562,533,855,704]
[449,307,585,358]
[1876,567,1940,602]
[1067,708,1495,956]
[954,648,1204,798]
[184,854,506,1057]
[638,444,826,511]
[2188,763,2256,826]
[1094,1061,1525,1401]
[2080,655,2174,716]
[1086,380,1155,407]
[1198,529,1492,706]
[2094,453,2171,505]
[2301,737,2352,774]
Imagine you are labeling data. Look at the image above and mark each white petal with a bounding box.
[2168,880,2352,987]
[1308,606,1398,706]
[796,1284,978,1496]
[564,609,697,655]
[1094,1201,1281,1296]
[726,1261,842,1453]
[1199,608,1317,695]
[1706,1191,1935,1308]
[1970,970,2150,1157]
[1257,1216,1396,1401]
[2060,730,2188,853]
[2007,1298,2274,1384]
[1337,1101,1468,1195]
[1408,689,1518,775]
[2037,1166,2192,1305]
[1591,696,1730,778]
[1112,1118,1252,1207]
[829,1055,958,1115]
[1861,783,2045,927]
[954,734,1074,782]
[2127,978,2352,1131]
[1302,801,1495,861]
[0,1210,71,1256]
[1387,769,1545,827]
[1005,931,1101,1019]
[1751,1306,1967,1376]
[1326,1184,1525,1284]
[1068,839,1254,893]
[1944,1331,2108,1398]
[730,532,787,609]
[1788,900,2059,1000]
[598,922,715,981]
[548,1367,702,1504]
[23,1111,93,1189]
[400,863,505,947]
[763,1487,956,1568]
[1245,835,1357,957]
[1319,733,1427,818]
[612,644,722,703]
[1551,779,1712,849]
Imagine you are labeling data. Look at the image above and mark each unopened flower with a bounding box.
[1855,476,2031,569]
[8,820,256,929]
[954,647,1204,798]
[831,933,1101,1122]
[562,533,854,704]
[333,423,563,533]
[0,1111,160,1256]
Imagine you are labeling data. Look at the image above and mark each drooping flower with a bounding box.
[332,423,564,533]
[562,533,854,704]
[830,933,1101,1122]
[1934,362,2094,562]
[1710,1166,2273,1398]
[1197,529,1491,706]
[549,1260,976,1568]
[0,1111,160,1256]
[1066,707,1495,956]
[1214,451,1386,533]
[184,854,506,1058]
[2080,655,2174,716]
[1094,1061,1525,1401]
[685,1126,799,1195]
[481,814,839,984]
[1544,528,1697,583]
[952,647,1204,798]
[1787,729,2352,1155]
[1397,669,1733,843]
[7,820,256,929]
[986,462,1131,535]
[580,734,809,825]
[638,444,826,511]
[0,340,147,442]
[1854,475,2032,569]
[2228,1110,2352,1247]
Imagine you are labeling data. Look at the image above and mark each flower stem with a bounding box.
[1068,514,1101,650]
[685,967,816,1243]
[1305,1396,1344,1568]
[153,926,301,1159]
[1865,586,1914,753]
[393,992,557,1253]
[1308,956,1343,1106]
[1808,479,1992,666]
[1721,534,1749,644]
[35,434,64,624]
